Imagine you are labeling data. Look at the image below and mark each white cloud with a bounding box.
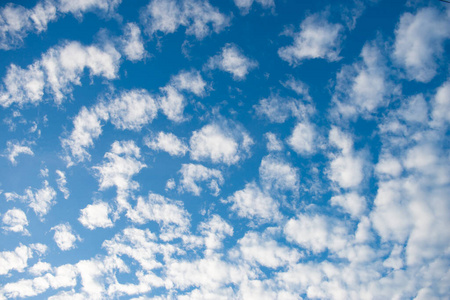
[198,214,233,254]
[145,131,188,156]
[6,180,57,218]
[2,208,29,234]
[284,214,349,254]
[121,23,146,61]
[393,7,450,83]
[254,94,314,123]
[51,223,80,251]
[375,153,403,177]
[225,182,282,223]
[0,2,57,50]
[61,105,108,166]
[287,122,316,154]
[56,170,70,199]
[234,0,274,15]
[0,245,33,275]
[207,43,257,80]
[126,192,190,241]
[4,140,34,164]
[190,121,253,165]
[278,12,343,65]
[328,127,364,188]
[141,0,230,40]
[259,155,299,197]
[79,201,114,230]
[107,89,158,131]
[330,192,367,218]
[28,261,52,276]
[265,132,283,152]
[0,41,121,107]
[171,70,207,96]
[332,41,394,119]
[178,163,224,196]
[93,140,146,213]
[431,80,450,127]
[236,231,301,268]
[158,85,187,123]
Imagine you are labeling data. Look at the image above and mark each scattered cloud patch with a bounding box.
[178,163,224,196]
[51,223,80,251]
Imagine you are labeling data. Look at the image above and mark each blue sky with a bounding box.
[0,0,449,299]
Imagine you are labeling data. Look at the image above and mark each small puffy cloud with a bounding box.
[141,0,230,40]
[332,41,393,119]
[61,105,107,166]
[145,131,188,156]
[4,140,34,164]
[198,214,233,254]
[0,2,57,50]
[93,140,146,213]
[284,214,349,253]
[431,80,450,127]
[2,208,29,234]
[107,89,158,131]
[265,132,283,152]
[51,223,80,251]
[6,180,57,218]
[56,170,69,199]
[330,192,367,218]
[79,201,114,230]
[393,7,450,83]
[234,0,274,15]
[254,94,314,123]
[278,12,344,65]
[126,193,190,241]
[190,121,253,165]
[328,127,364,189]
[236,231,301,268]
[178,163,224,196]
[0,245,33,275]
[375,153,403,177]
[224,181,282,223]
[0,41,121,107]
[57,0,122,16]
[121,23,146,61]
[287,122,316,155]
[259,155,299,197]
[28,261,52,276]
[171,70,207,96]
[94,140,146,192]
[207,43,257,80]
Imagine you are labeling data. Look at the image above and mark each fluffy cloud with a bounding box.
[4,140,34,164]
[145,131,188,156]
[287,122,316,154]
[332,41,394,119]
[265,132,283,152]
[431,80,450,127]
[259,155,299,197]
[393,7,450,83]
[51,223,80,251]
[93,141,146,213]
[178,163,224,196]
[328,127,364,189]
[207,43,257,80]
[126,193,190,241]
[5,180,57,218]
[2,208,29,234]
[278,12,344,65]
[107,89,158,131]
[0,245,35,275]
[225,182,282,223]
[56,170,69,199]
[254,94,314,123]
[79,201,114,230]
[330,192,367,218]
[120,23,146,61]
[190,121,253,165]
[0,41,121,107]
[236,231,301,268]
[284,214,349,254]
[141,0,229,40]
